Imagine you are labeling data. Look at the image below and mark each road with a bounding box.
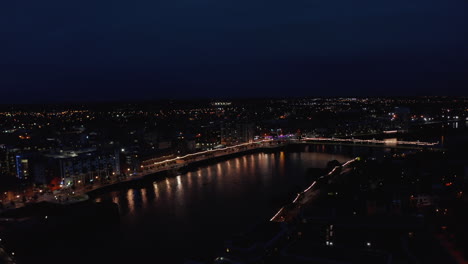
[270,157,359,222]
[1,137,437,212]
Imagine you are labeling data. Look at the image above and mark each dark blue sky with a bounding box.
[1,0,467,103]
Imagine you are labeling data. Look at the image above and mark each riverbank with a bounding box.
[5,144,448,264]
[1,138,439,213]
[87,142,288,197]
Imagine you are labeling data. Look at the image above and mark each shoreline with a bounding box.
[86,143,287,197]
[1,138,439,212]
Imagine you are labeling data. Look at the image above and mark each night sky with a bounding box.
[1,0,467,103]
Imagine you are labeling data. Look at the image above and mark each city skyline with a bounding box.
[1,97,467,263]
[1,0,468,263]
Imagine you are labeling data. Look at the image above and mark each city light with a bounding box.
[0,97,466,263]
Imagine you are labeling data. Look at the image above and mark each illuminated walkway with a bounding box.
[139,137,438,176]
[300,137,439,146]
[0,138,438,211]
[270,157,359,222]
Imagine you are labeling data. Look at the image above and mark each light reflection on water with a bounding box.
[141,188,147,209]
[153,182,159,199]
[94,149,361,262]
[123,151,350,213]
[117,149,381,216]
[126,189,134,213]
[138,151,350,213]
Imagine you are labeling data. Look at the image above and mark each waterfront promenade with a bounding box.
[0,138,439,212]
[0,140,283,211]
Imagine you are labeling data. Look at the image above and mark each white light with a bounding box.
[367,242,371,247]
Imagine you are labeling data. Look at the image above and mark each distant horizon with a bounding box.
[2,81,468,104]
[0,95,467,107]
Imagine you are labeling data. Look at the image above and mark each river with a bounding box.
[14,124,467,264]
[89,146,391,263]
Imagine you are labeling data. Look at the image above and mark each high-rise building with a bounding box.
[221,122,255,145]
[32,148,120,185]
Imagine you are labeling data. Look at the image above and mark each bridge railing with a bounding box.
[301,137,438,146]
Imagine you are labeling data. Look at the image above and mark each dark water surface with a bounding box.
[93,149,354,263]
[10,125,468,264]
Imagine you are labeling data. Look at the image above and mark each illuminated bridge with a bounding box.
[299,137,439,147]
[140,138,438,176]
[140,140,283,175]
[0,137,439,213]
